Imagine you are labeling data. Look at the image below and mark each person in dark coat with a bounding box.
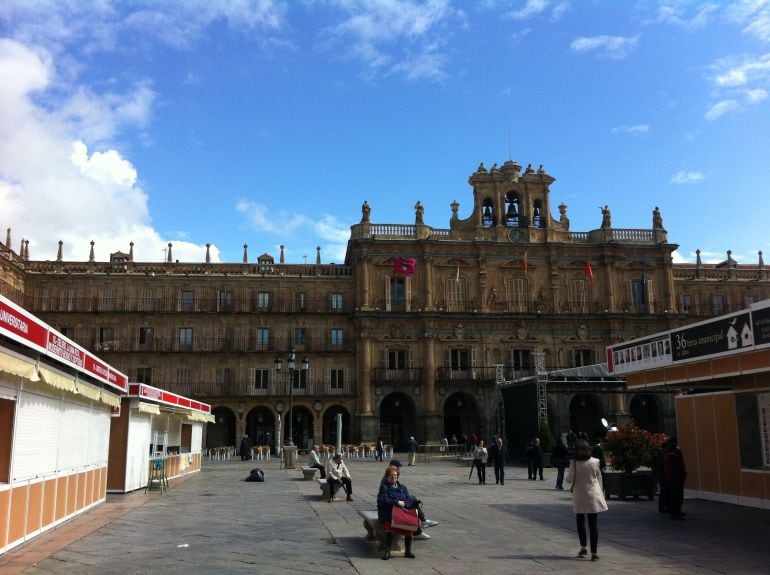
[525,439,536,479]
[239,434,252,461]
[487,436,510,485]
[551,438,569,490]
[531,437,544,480]
[654,441,669,513]
[663,436,687,519]
[377,464,417,560]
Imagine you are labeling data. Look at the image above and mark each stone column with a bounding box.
[421,334,443,442]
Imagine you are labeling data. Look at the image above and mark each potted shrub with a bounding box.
[538,419,556,466]
[602,420,663,500]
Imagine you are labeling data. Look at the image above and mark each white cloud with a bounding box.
[320,0,461,81]
[611,124,650,135]
[705,99,740,120]
[570,35,639,61]
[504,0,550,20]
[745,87,769,101]
[728,0,770,43]
[0,38,216,263]
[654,2,719,29]
[670,170,704,184]
[713,53,770,87]
[236,201,350,263]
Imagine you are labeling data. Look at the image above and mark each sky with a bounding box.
[0,1,768,266]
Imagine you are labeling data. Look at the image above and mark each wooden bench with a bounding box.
[301,466,318,480]
[358,509,404,556]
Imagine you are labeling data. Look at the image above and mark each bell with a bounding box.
[506,203,518,217]
[533,207,540,217]
[484,205,492,217]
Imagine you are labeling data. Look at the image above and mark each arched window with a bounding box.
[505,192,520,227]
[482,198,496,227]
[533,199,545,228]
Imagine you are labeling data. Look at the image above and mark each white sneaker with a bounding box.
[421,519,438,528]
[413,531,431,540]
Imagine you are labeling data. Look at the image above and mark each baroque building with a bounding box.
[2,160,768,453]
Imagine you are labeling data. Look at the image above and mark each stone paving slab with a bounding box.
[3,456,770,574]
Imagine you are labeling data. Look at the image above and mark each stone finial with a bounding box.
[129,241,134,262]
[5,228,10,248]
[316,245,321,264]
[57,240,63,262]
[537,164,545,174]
[205,243,211,263]
[476,163,487,173]
[243,243,248,264]
[696,249,701,267]
[525,163,534,174]
[19,237,24,255]
[652,206,663,229]
[414,201,424,225]
[167,243,173,263]
[280,244,285,264]
[361,201,371,223]
[759,250,764,268]
[23,239,29,260]
[89,240,95,262]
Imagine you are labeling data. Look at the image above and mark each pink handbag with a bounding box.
[391,506,419,531]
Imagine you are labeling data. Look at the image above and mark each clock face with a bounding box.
[509,229,522,242]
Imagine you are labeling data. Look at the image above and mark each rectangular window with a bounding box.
[253,369,270,390]
[179,328,193,349]
[177,369,191,385]
[218,290,234,312]
[257,291,271,310]
[136,367,153,385]
[139,327,154,349]
[330,368,345,389]
[216,368,233,394]
[388,349,407,370]
[60,289,75,311]
[99,327,113,350]
[713,294,726,315]
[180,290,194,312]
[292,368,308,390]
[511,349,531,370]
[256,327,270,348]
[331,328,344,347]
[60,326,74,339]
[140,288,156,312]
[573,349,594,367]
[390,277,406,311]
[631,280,647,312]
[509,279,529,312]
[330,292,344,310]
[570,279,589,312]
[99,289,115,311]
[293,327,307,346]
[450,349,470,370]
[681,294,693,314]
[744,295,754,309]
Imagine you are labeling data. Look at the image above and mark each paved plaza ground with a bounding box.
[2,456,770,574]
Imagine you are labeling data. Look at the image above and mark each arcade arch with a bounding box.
[378,393,416,451]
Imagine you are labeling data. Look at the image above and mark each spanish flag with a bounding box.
[522,251,528,275]
[585,260,594,284]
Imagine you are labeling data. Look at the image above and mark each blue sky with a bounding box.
[1,1,768,265]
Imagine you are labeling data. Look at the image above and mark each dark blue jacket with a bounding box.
[377,481,416,524]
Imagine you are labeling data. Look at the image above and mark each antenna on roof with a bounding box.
[504,88,512,161]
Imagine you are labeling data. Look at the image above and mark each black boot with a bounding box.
[382,532,392,560]
[404,536,415,559]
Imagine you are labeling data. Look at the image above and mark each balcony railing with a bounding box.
[371,368,423,384]
[163,379,354,398]
[78,335,353,354]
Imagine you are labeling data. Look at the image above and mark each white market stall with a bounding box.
[0,295,127,555]
[107,383,213,493]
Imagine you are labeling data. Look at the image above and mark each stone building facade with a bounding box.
[2,160,768,452]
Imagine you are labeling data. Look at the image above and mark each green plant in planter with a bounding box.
[603,420,661,474]
[538,419,556,453]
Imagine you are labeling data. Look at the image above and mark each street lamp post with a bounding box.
[274,350,310,460]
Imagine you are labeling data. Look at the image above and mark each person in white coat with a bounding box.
[326,453,353,502]
[565,439,608,561]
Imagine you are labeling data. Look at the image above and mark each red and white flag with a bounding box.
[393,257,416,276]
[585,260,594,284]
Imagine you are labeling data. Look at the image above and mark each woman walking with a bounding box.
[472,439,488,484]
[565,439,608,561]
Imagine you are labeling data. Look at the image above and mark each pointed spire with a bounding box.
[5,228,10,248]
[280,244,285,264]
[243,243,248,264]
[89,240,95,262]
[759,250,764,268]
[167,243,173,263]
[23,239,29,260]
[19,237,25,256]
[129,241,134,262]
[696,249,701,267]
[57,240,63,262]
[205,243,211,263]
[316,245,321,264]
